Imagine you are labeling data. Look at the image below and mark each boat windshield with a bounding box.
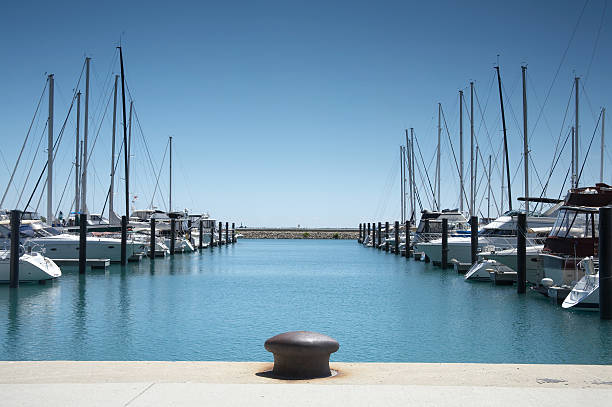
[550,209,598,238]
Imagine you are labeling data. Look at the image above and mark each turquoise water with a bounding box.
[1,239,611,363]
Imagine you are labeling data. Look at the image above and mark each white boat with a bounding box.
[0,220,141,263]
[562,257,599,310]
[0,250,61,282]
[415,212,555,265]
[464,259,513,281]
[478,244,545,284]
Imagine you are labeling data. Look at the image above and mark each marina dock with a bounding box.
[1,361,610,406]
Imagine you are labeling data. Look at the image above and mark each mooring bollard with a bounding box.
[470,216,478,266]
[441,218,448,269]
[265,331,339,379]
[225,221,229,244]
[600,206,612,319]
[150,218,156,258]
[120,215,127,265]
[9,210,21,287]
[394,221,399,254]
[79,213,87,274]
[218,221,223,245]
[358,223,362,243]
[170,218,176,255]
[232,222,236,243]
[517,213,527,294]
[405,220,410,259]
[377,222,382,248]
[385,221,389,252]
[199,220,203,250]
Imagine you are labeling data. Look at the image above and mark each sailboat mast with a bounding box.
[75,92,81,217]
[495,66,512,211]
[437,103,441,211]
[411,128,416,222]
[459,90,464,213]
[400,145,404,222]
[575,76,579,188]
[118,47,129,217]
[571,126,575,187]
[169,136,173,212]
[47,74,54,224]
[110,75,118,221]
[487,155,491,219]
[522,66,529,214]
[602,108,606,182]
[406,129,412,223]
[81,57,90,215]
[470,82,474,217]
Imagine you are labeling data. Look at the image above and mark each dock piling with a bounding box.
[394,221,399,254]
[358,223,362,243]
[405,220,410,258]
[232,222,236,243]
[470,216,478,265]
[79,213,87,274]
[600,206,612,319]
[367,223,370,245]
[150,218,156,257]
[219,222,223,246]
[372,221,376,247]
[9,210,21,287]
[441,218,448,269]
[517,213,527,294]
[385,222,389,252]
[120,215,127,265]
[199,220,203,250]
[377,222,382,248]
[225,221,229,244]
[211,223,215,249]
[170,218,176,255]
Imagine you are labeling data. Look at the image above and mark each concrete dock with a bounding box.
[1,361,611,406]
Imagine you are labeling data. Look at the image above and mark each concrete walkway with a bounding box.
[1,362,611,406]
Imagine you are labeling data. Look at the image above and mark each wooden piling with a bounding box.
[210,223,215,249]
[199,220,203,250]
[372,221,376,247]
[358,223,362,243]
[600,207,612,319]
[441,218,448,269]
[377,222,382,248]
[385,221,389,252]
[517,213,527,294]
[218,222,222,246]
[470,216,478,265]
[405,220,410,258]
[170,218,176,255]
[367,223,370,245]
[150,218,156,257]
[79,213,87,274]
[232,222,236,243]
[120,215,127,265]
[9,210,21,287]
[394,221,399,254]
[225,221,229,244]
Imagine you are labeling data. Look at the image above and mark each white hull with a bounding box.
[562,273,599,310]
[0,251,61,282]
[23,234,140,262]
[480,246,544,284]
[464,259,512,281]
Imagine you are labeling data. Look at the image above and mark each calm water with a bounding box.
[1,239,611,363]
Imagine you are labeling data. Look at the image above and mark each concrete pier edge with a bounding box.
[1,361,611,406]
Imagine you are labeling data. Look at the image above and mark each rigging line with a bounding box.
[85,82,114,166]
[414,131,438,209]
[54,162,74,218]
[440,105,470,207]
[149,139,169,209]
[584,0,607,82]
[23,89,78,212]
[0,150,20,199]
[99,138,126,220]
[415,155,434,210]
[16,120,48,208]
[580,82,602,122]
[132,105,168,210]
[474,86,503,182]
[577,109,603,184]
[531,0,590,138]
[558,165,571,201]
[0,78,48,208]
[374,153,396,219]
[526,71,556,144]
[534,128,572,212]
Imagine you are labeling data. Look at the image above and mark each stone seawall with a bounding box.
[237,229,358,239]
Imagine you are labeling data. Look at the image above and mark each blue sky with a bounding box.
[0,0,610,227]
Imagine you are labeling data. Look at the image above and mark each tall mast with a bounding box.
[522,66,529,214]
[110,75,118,222]
[118,47,129,217]
[411,128,416,222]
[400,145,404,222]
[474,146,479,215]
[128,100,133,185]
[470,82,474,217]
[500,151,505,215]
[406,129,412,223]
[571,126,575,188]
[459,90,464,213]
[602,108,606,182]
[169,136,173,212]
[495,66,512,211]
[487,155,491,219]
[81,57,90,214]
[575,76,579,188]
[75,92,81,216]
[437,103,441,211]
[47,74,54,223]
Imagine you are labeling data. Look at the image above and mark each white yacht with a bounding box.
[0,249,61,282]
[0,220,141,263]
[415,211,555,265]
[562,257,599,310]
